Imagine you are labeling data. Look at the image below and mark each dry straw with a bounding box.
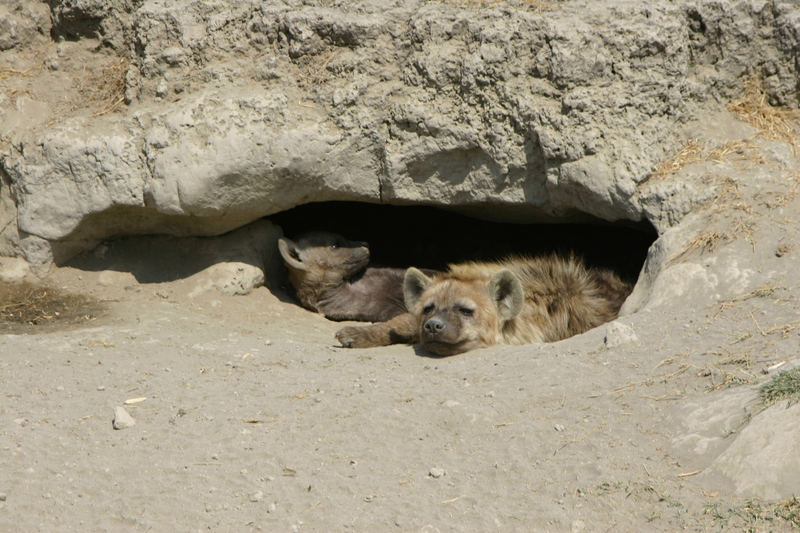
[651,139,764,182]
[79,57,128,117]
[727,76,800,148]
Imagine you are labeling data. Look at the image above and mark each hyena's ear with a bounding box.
[488,269,523,321]
[278,237,306,270]
[404,267,433,311]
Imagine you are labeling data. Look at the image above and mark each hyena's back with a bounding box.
[448,255,631,344]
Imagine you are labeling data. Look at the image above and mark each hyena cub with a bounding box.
[337,255,631,356]
[278,232,434,337]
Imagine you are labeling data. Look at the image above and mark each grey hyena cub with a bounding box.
[278,231,434,327]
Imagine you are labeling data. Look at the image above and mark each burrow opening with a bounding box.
[269,202,657,287]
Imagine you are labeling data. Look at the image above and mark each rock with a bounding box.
[0,1,50,51]
[67,219,282,297]
[603,322,639,349]
[3,1,799,267]
[249,491,264,502]
[0,257,29,282]
[428,467,445,479]
[112,406,136,430]
[709,401,800,499]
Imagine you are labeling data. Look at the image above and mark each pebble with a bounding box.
[428,467,446,479]
[268,502,277,513]
[112,407,136,430]
[0,492,6,502]
[554,424,566,432]
[603,322,639,348]
[96,385,106,391]
[250,491,264,502]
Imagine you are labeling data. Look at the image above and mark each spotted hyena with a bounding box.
[336,255,631,355]
[278,232,436,338]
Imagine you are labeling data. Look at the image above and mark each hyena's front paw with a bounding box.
[335,325,382,348]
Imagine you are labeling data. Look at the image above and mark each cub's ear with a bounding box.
[278,237,305,271]
[488,269,523,321]
[403,267,433,311]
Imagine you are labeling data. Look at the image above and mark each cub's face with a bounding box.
[278,232,370,283]
[404,268,523,356]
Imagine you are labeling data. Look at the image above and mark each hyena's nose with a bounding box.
[424,317,446,335]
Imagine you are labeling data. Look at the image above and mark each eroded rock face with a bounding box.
[0,1,50,51]
[1,0,799,267]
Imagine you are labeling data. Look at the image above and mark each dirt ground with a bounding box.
[1,193,799,533]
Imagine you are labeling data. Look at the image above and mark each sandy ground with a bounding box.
[1,199,799,533]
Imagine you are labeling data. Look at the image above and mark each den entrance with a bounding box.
[270,202,657,285]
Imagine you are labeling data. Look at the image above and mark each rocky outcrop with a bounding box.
[0,1,50,51]
[1,1,799,267]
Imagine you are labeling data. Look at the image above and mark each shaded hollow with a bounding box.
[269,202,657,285]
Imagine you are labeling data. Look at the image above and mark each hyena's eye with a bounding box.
[458,307,474,317]
[423,304,435,314]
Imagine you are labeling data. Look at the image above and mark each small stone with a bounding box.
[96,385,105,391]
[0,257,30,282]
[603,322,639,349]
[156,80,168,98]
[571,519,586,533]
[267,502,277,513]
[264,339,272,346]
[112,407,136,430]
[13,418,28,427]
[250,490,264,502]
[428,467,445,479]
[554,424,566,432]
[0,492,7,501]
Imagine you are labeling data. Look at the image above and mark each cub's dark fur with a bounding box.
[278,231,435,323]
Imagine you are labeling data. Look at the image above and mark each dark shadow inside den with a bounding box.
[65,201,657,296]
[270,202,657,286]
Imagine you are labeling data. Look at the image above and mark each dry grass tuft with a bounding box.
[0,66,33,81]
[727,76,800,148]
[668,230,730,264]
[651,139,764,182]
[706,497,800,529]
[706,371,756,392]
[760,367,800,406]
[705,140,765,165]
[650,139,705,181]
[74,57,128,117]
[0,281,99,331]
[296,48,338,86]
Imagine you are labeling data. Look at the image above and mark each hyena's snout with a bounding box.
[423,316,447,335]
